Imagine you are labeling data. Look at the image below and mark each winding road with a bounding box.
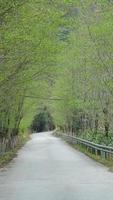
[0,132,113,200]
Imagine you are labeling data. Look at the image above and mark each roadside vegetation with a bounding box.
[0,0,63,154]
[51,1,113,146]
[0,0,113,164]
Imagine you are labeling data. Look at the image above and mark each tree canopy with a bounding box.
[1,0,113,146]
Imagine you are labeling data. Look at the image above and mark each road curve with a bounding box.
[0,132,113,200]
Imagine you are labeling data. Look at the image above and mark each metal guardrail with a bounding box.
[55,132,113,160]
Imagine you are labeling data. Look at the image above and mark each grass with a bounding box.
[53,132,113,171]
[66,141,113,171]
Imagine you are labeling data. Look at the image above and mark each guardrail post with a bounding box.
[95,149,98,156]
[58,133,113,161]
[101,151,106,160]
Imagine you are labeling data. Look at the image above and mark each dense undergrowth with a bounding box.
[80,131,113,146]
[0,132,29,168]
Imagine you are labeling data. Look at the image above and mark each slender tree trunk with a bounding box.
[95,113,99,133]
[103,101,109,137]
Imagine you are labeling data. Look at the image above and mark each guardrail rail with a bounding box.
[54,132,113,160]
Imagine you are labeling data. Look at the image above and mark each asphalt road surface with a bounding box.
[0,132,113,200]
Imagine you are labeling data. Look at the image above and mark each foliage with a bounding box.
[1,0,113,147]
[50,0,113,145]
[31,107,55,132]
[0,0,64,139]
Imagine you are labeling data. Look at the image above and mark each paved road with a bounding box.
[0,132,113,200]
